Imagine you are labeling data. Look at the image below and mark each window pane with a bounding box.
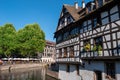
[110,13,119,22]
[98,0,103,7]
[93,18,97,28]
[102,17,109,25]
[80,29,83,33]
[88,25,92,30]
[101,11,109,18]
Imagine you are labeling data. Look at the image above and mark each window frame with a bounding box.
[105,62,116,79]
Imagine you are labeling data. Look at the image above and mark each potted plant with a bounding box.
[92,45,102,55]
[97,45,102,56]
[92,45,97,52]
[84,43,90,52]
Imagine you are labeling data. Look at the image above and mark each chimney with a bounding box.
[74,2,79,9]
[82,0,85,8]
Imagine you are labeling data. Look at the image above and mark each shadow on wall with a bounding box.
[50,63,59,72]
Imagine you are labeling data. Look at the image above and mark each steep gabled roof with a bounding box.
[63,4,81,21]
[55,4,81,32]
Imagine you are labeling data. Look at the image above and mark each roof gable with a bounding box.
[63,4,81,21]
[56,4,81,32]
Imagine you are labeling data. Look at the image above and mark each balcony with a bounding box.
[56,57,81,64]
[81,49,120,60]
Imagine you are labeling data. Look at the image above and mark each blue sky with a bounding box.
[0,0,90,42]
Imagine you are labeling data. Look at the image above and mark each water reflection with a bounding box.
[0,67,57,80]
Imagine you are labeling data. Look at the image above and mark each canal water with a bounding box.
[0,67,57,80]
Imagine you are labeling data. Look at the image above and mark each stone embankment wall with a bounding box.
[0,63,46,71]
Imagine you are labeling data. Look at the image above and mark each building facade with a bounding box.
[54,0,120,80]
[41,40,56,63]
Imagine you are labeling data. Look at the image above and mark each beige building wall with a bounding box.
[41,40,56,63]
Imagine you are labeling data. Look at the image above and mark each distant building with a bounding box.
[41,40,56,63]
[54,0,120,80]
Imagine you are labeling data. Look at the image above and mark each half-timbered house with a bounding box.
[54,0,120,80]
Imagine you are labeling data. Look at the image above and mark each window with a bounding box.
[70,27,79,37]
[83,21,88,32]
[91,2,96,10]
[80,29,83,33]
[83,40,90,52]
[110,13,119,22]
[110,6,119,22]
[93,18,97,28]
[82,20,92,32]
[84,27,87,32]
[70,28,79,35]
[101,6,119,25]
[94,36,103,46]
[61,19,65,26]
[63,32,69,40]
[59,49,62,58]
[98,0,103,7]
[102,17,109,25]
[67,16,73,24]
[105,62,115,79]
[63,8,67,14]
[93,36,103,52]
[88,6,91,13]
[69,46,74,57]
[88,25,92,30]
[66,65,70,72]
[64,47,67,57]
[56,34,62,43]
[93,15,101,28]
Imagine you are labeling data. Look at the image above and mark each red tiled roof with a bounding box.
[46,40,56,46]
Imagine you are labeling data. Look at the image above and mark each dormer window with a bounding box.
[88,6,91,13]
[63,8,67,14]
[67,16,73,24]
[87,2,96,13]
[98,0,103,7]
[59,19,65,28]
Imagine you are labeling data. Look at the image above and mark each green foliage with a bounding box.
[83,43,90,52]
[92,45,97,51]
[0,24,16,58]
[16,23,45,57]
[98,45,102,51]
[92,45,102,55]
[0,23,46,58]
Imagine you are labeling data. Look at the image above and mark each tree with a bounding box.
[17,23,45,58]
[0,24,16,58]
[0,26,4,58]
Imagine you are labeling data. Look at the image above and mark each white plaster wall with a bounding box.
[80,61,105,80]
[59,64,67,80]
[58,61,120,80]
[59,64,81,80]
